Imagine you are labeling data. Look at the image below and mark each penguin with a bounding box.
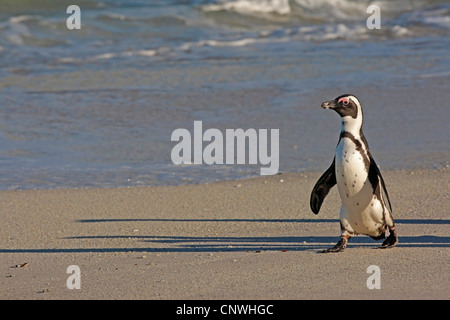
[310,94,398,252]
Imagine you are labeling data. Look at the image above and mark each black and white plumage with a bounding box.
[310,94,398,252]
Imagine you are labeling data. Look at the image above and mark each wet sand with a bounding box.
[0,168,448,300]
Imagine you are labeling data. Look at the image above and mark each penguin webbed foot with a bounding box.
[322,236,349,253]
[379,226,398,249]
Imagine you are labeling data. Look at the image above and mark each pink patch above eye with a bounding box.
[338,97,349,104]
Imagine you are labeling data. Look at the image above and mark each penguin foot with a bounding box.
[379,226,398,249]
[322,237,348,253]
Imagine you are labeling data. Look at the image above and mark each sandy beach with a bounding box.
[1,0,449,306]
[1,168,448,300]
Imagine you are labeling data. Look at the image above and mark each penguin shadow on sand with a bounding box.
[1,218,447,254]
[54,217,450,254]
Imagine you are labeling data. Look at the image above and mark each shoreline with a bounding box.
[2,75,449,191]
[1,168,448,299]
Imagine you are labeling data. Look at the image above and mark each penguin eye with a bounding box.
[338,97,350,106]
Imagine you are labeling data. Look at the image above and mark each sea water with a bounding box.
[0,0,449,189]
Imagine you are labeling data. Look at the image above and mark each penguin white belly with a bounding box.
[335,138,385,237]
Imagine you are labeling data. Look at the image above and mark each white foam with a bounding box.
[391,25,411,36]
[199,35,291,48]
[9,15,35,23]
[4,21,30,45]
[135,49,157,57]
[202,0,371,20]
[95,49,157,60]
[293,0,367,20]
[295,23,369,41]
[199,38,258,47]
[94,53,117,60]
[105,13,127,21]
[60,48,158,64]
[202,0,291,15]
[422,15,450,29]
[400,4,450,30]
[416,71,450,79]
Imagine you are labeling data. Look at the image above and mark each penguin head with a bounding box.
[321,94,361,119]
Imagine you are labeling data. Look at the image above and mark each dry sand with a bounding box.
[0,168,448,300]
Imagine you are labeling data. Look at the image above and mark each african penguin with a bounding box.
[310,94,398,252]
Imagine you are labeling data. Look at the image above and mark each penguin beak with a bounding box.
[321,100,337,110]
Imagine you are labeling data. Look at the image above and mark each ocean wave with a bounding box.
[201,0,371,21]
[398,4,450,29]
[291,0,369,21]
[0,16,31,45]
[57,21,413,65]
[201,0,450,30]
[202,0,292,15]
[6,1,446,68]
[58,49,158,64]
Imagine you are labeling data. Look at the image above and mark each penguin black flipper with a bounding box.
[368,154,392,213]
[310,158,337,214]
